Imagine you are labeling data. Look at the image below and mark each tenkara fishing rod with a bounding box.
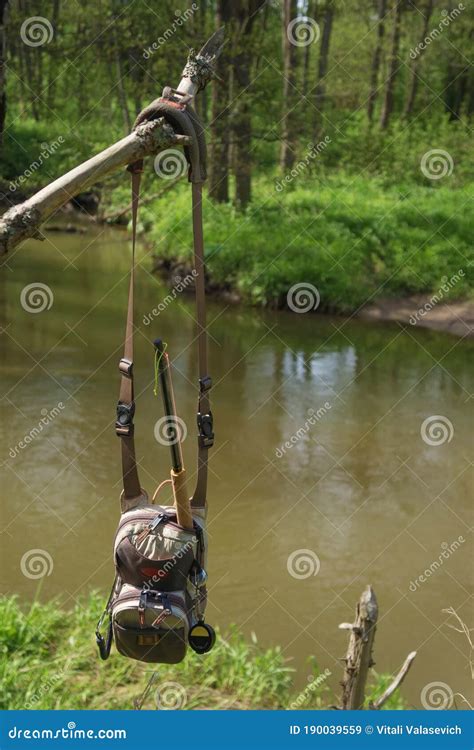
[153,338,193,530]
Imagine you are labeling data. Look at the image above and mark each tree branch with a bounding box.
[370,651,417,709]
[0,27,224,257]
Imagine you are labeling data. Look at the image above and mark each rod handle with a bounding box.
[171,468,193,530]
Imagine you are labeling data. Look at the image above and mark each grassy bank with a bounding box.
[141,173,473,312]
[0,595,405,710]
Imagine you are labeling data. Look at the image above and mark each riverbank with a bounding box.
[138,173,473,328]
[0,595,404,710]
[4,171,473,337]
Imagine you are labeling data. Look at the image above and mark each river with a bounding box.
[1,225,472,709]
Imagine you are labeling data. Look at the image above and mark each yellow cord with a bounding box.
[153,342,168,396]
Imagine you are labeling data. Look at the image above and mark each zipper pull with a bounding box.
[138,591,147,627]
[151,594,172,628]
[135,514,168,545]
[150,513,168,531]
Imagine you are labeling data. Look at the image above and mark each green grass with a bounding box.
[0,595,406,710]
[142,172,473,312]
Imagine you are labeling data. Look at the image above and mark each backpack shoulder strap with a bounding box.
[191,181,213,509]
[116,167,147,513]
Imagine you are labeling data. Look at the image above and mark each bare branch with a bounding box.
[0,29,224,257]
[370,651,417,710]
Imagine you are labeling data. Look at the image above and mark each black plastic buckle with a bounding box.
[115,401,135,437]
[118,358,133,377]
[197,411,214,449]
[199,376,212,394]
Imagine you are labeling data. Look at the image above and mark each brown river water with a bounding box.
[1,225,472,708]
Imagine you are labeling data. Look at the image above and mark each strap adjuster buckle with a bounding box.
[116,401,135,437]
[119,358,133,377]
[197,411,214,449]
[199,376,212,393]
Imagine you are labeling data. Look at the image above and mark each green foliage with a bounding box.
[0,595,407,710]
[144,173,473,311]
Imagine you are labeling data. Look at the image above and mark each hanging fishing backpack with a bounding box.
[95,87,215,665]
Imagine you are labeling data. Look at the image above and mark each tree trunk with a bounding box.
[231,0,265,209]
[17,0,39,120]
[280,0,298,170]
[403,0,434,118]
[0,0,8,146]
[112,26,131,135]
[340,586,378,710]
[367,0,387,123]
[380,0,403,129]
[301,0,316,92]
[314,1,335,136]
[208,0,233,202]
[46,0,60,112]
